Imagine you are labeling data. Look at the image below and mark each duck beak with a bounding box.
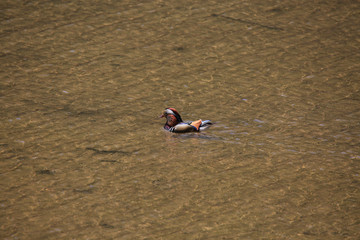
[159,114,164,118]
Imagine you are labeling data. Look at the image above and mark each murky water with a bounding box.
[1,0,359,239]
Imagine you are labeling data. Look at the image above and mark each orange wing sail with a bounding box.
[190,119,202,131]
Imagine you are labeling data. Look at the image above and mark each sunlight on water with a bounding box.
[1,0,359,239]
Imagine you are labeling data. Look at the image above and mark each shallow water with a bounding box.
[1,0,359,239]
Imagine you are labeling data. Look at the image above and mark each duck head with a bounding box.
[160,108,183,129]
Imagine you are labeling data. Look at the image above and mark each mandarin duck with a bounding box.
[160,108,212,133]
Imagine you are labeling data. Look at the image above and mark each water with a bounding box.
[1,0,359,239]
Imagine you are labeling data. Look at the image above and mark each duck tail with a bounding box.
[199,120,213,131]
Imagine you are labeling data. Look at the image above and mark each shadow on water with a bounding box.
[85,147,139,155]
[211,13,285,31]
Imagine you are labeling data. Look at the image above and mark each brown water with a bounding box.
[1,0,359,239]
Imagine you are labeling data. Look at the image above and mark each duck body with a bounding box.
[160,108,212,133]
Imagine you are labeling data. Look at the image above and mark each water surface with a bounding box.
[1,0,359,239]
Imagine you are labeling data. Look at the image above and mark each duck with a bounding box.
[159,108,212,133]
